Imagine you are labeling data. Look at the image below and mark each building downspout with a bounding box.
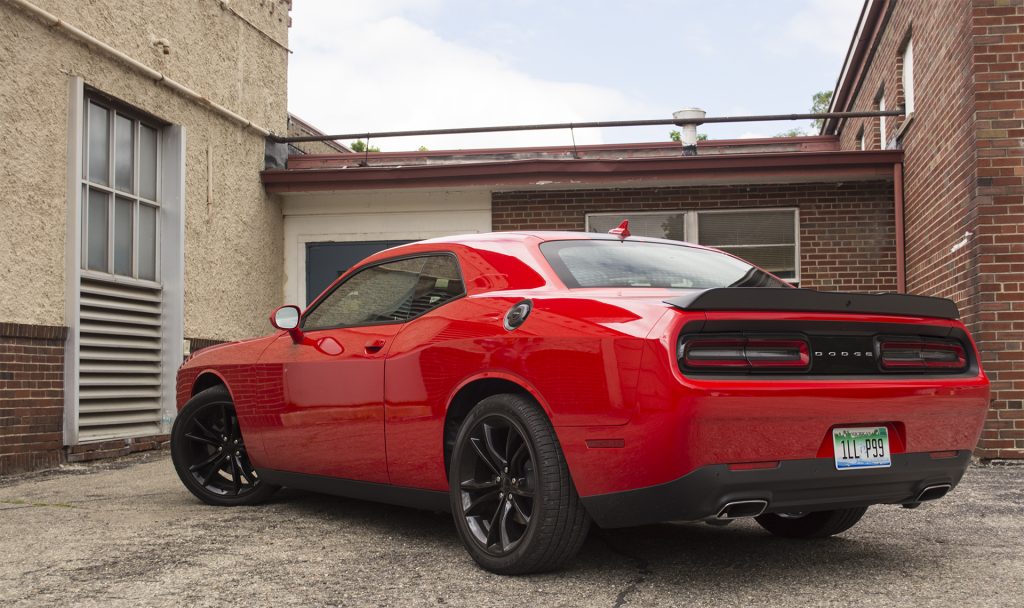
[893,162,906,293]
[3,0,274,138]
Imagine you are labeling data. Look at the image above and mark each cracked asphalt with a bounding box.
[1,452,1022,607]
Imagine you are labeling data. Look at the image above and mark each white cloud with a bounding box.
[287,1,652,151]
[782,0,863,57]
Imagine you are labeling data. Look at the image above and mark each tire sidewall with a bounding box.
[448,395,552,572]
[171,386,276,506]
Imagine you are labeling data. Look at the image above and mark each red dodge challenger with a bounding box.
[172,228,989,574]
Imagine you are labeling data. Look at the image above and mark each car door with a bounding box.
[256,254,459,482]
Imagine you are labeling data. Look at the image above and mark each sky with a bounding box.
[287,0,864,151]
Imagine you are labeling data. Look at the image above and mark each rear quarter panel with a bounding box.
[383,293,666,490]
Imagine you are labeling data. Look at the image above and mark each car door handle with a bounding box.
[364,339,386,353]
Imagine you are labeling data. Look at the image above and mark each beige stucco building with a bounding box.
[0,0,291,472]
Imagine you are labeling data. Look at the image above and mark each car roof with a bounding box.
[414,230,718,251]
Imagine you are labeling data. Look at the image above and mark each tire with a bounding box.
[755,507,868,539]
[449,393,591,574]
[171,385,279,506]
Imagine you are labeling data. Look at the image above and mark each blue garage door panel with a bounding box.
[305,240,414,305]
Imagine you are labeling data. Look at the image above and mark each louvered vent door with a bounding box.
[77,277,163,441]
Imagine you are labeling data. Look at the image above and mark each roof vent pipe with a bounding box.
[672,107,706,156]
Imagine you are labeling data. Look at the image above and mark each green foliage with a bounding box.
[350,140,381,153]
[811,90,833,130]
[417,146,429,152]
[775,128,808,138]
[669,130,708,142]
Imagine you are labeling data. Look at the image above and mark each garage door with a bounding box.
[305,240,414,304]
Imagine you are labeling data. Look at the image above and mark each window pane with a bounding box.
[402,256,465,318]
[715,245,797,279]
[114,197,134,276]
[115,115,134,193]
[540,240,788,289]
[303,257,454,330]
[87,103,109,185]
[138,204,157,281]
[697,210,795,246]
[588,212,686,241]
[140,125,158,201]
[86,188,109,272]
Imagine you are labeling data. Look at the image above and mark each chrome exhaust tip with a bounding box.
[915,484,952,502]
[716,499,768,520]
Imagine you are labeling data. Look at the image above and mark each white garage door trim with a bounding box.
[281,189,491,307]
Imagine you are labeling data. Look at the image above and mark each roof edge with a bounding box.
[262,149,903,193]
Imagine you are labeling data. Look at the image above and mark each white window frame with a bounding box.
[901,37,915,116]
[584,207,800,283]
[80,94,163,288]
[877,90,887,149]
[64,78,185,445]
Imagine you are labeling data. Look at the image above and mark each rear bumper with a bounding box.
[581,450,971,528]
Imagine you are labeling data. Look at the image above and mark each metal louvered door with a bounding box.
[77,277,163,441]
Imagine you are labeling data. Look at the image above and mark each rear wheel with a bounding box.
[171,385,278,506]
[755,507,867,538]
[449,393,590,574]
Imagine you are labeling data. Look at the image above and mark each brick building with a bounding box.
[826,0,1024,459]
[3,0,1021,476]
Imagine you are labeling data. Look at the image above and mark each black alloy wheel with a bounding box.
[458,415,536,555]
[171,385,278,506]
[450,393,590,575]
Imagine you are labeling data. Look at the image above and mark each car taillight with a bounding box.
[878,338,967,371]
[680,337,810,371]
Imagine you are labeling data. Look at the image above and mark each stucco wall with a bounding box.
[0,0,289,340]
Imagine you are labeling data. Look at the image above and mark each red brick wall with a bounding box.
[0,322,193,475]
[492,181,898,293]
[970,0,1024,459]
[834,0,1024,458]
[0,323,66,475]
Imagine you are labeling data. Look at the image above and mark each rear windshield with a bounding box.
[540,240,788,289]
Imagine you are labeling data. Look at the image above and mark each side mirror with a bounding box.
[270,305,304,343]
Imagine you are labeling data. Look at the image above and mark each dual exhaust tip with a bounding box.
[715,484,951,520]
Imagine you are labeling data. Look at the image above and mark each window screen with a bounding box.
[302,255,465,330]
[697,210,797,279]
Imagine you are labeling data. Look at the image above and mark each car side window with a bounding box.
[302,254,465,330]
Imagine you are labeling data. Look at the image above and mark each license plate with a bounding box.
[833,426,891,470]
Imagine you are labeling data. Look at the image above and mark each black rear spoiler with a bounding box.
[664,288,960,320]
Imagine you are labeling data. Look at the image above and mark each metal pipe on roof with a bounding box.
[271,110,905,145]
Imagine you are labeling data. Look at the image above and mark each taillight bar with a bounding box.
[681,336,810,371]
[877,338,967,371]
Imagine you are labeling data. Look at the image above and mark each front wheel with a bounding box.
[755,507,868,538]
[449,393,590,574]
[171,385,278,506]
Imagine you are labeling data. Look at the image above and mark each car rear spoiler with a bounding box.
[664,288,960,320]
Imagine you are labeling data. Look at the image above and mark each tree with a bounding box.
[417,146,429,152]
[350,140,380,153]
[775,127,808,137]
[669,130,708,142]
[811,90,833,130]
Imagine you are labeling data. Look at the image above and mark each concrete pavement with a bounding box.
[1,451,1022,607]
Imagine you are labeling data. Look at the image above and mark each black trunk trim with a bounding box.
[665,288,960,320]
